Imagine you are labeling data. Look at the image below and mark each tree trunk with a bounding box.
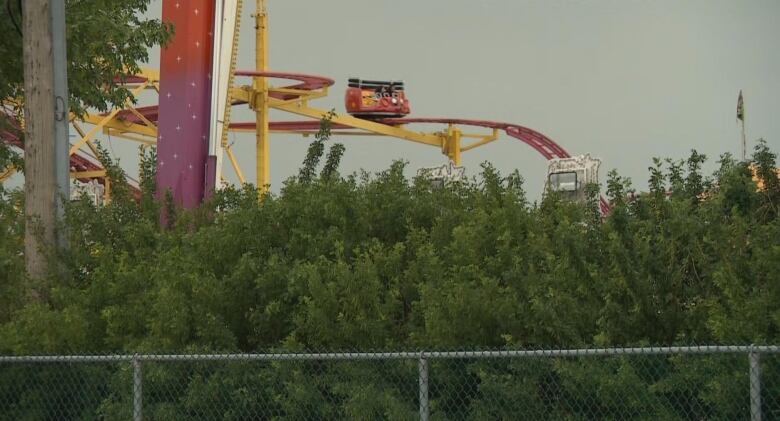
[23,0,56,296]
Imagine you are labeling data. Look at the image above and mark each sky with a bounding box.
[13,0,779,199]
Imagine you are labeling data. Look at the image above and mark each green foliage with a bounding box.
[0,106,23,174]
[0,185,24,322]
[0,139,21,176]
[299,109,339,183]
[0,145,762,351]
[0,144,778,417]
[0,0,172,116]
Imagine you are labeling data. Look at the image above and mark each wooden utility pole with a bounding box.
[22,0,69,290]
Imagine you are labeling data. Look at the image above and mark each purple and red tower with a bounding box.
[157,0,216,208]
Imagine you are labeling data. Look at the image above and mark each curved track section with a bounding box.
[383,118,570,160]
[1,111,104,182]
[382,118,609,212]
[1,108,139,195]
[231,71,571,158]
[233,70,335,100]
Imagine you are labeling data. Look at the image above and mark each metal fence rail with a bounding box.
[1,346,778,420]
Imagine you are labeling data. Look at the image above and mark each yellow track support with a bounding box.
[254,0,270,191]
[225,145,247,184]
[69,82,151,156]
[0,166,16,182]
[66,69,161,202]
[443,125,462,166]
[71,170,107,179]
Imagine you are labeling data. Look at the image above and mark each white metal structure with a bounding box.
[545,154,602,202]
[208,0,241,189]
[70,180,105,207]
[417,161,466,187]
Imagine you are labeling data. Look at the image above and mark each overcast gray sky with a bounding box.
[70,0,780,198]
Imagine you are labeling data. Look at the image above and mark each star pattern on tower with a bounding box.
[158,0,215,204]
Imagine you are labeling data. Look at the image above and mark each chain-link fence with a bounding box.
[1,346,779,420]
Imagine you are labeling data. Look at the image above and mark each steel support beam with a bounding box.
[254,0,270,191]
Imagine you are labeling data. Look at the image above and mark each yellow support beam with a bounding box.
[72,121,105,162]
[443,125,462,165]
[0,165,16,182]
[125,105,157,130]
[104,177,111,204]
[267,87,329,104]
[255,0,270,191]
[225,145,247,184]
[70,170,107,179]
[69,108,124,155]
[69,82,149,155]
[460,128,499,152]
[231,86,446,147]
[78,114,157,138]
[137,67,160,82]
[269,87,324,96]
[102,129,157,145]
[269,99,444,147]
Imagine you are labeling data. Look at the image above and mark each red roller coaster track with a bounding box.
[0,110,106,185]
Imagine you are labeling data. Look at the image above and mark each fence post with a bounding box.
[132,354,143,421]
[419,353,429,421]
[749,346,762,421]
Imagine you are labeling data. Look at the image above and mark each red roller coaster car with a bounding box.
[345,78,411,118]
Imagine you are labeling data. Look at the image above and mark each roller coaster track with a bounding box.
[1,67,609,213]
[232,71,569,158]
[0,110,105,184]
[229,70,611,214]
